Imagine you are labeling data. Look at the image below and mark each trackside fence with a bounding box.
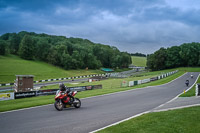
[0,74,108,87]
[121,70,179,87]
[0,85,102,100]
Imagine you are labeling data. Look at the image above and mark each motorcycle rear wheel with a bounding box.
[54,100,64,111]
[74,98,81,108]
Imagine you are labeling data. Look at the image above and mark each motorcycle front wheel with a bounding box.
[74,98,81,108]
[54,100,64,111]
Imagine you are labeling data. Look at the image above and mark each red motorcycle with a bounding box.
[54,89,81,111]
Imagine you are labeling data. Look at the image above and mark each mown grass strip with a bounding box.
[131,56,147,67]
[97,106,200,133]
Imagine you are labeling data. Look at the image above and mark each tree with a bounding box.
[187,43,200,66]
[147,42,200,70]
[9,33,21,54]
[47,46,58,65]
[147,54,156,70]
[86,52,102,69]
[18,35,35,60]
[147,47,167,70]
[35,38,51,61]
[0,33,10,40]
[61,53,73,69]
[120,52,132,68]
[165,46,181,68]
[0,40,7,55]
[1,31,132,70]
[72,50,84,69]
[131,52,146,57]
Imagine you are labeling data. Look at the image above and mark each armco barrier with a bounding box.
[93,85,102,89]
[36,89,58,96]
[138,80,142,85]
[150,77,158,81]
[127,70,178,88]
[15,91,36,99]
[12,85,102,99]
[142,79,150,84]
[0,74,107,87]
[134,81,138,85]
[70,85,103,92]
[69,86,86,92]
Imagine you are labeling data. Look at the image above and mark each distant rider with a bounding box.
[191,74,193,78]
[59,83,74,103]
[185,80,189,87]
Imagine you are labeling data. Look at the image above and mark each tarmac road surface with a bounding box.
[0,72,199,133]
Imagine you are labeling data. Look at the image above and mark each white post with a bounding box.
[196,84,200,96]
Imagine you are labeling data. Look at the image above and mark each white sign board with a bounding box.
[0,93,14,101]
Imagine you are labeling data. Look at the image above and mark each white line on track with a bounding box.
[89,111,151,133]
[153,73,200,110]
[152,103,200,112]
[89,103,200,133]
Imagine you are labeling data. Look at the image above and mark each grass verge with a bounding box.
[97,106,200,133]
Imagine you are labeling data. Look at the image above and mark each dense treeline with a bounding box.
[147,42,200,70]
[130,52,146,57]
[0,31,131,69]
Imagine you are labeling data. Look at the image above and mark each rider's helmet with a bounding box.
[59,83,66,91]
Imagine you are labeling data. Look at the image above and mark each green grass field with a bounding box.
[131,56,147,67]
[98,106,200,133]
[0,55,103,84]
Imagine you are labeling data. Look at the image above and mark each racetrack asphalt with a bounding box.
[0,72,199,133]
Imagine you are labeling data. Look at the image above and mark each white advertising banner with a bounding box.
[0,93,14,101]
[129,81,134,87]
[142,79,150,84]
[138,80,142,85]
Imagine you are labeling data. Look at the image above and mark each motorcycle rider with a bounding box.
[185,79,189,87]
[59,83,74,103]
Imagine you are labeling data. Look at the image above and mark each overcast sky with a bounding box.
[1,0,200,54]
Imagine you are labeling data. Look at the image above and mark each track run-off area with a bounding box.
[0,72,199,133]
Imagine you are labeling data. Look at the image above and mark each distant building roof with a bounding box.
[101,68,114,72]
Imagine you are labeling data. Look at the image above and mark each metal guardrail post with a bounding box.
[196,83,200,96]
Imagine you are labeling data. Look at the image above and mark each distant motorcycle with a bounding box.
[54,89,81,111]
[191,75,193,78]
[185,80,189,87]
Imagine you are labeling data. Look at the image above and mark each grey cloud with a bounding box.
[1,0,200,54]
